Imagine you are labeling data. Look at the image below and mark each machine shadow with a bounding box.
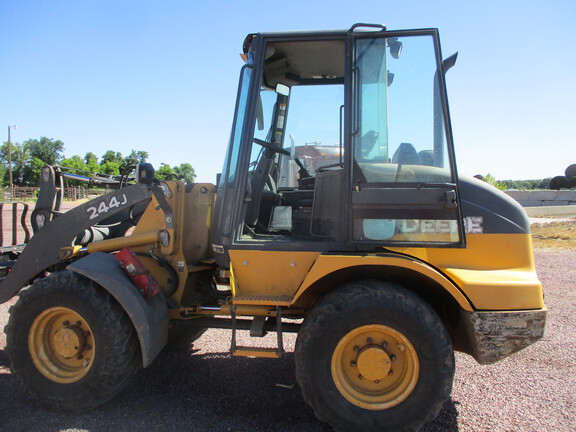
[0,348,10,368]
[422,398,460,431]
[0,344,459,432]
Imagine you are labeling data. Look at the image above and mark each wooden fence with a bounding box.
[1,187,109,202]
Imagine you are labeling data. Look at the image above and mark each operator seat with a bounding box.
[418,150,434,166]
[391,142,418,165]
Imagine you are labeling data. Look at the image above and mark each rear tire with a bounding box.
[295,280,454,432]
[5,271,140,411]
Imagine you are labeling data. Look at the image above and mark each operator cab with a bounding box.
[212,24,464,266]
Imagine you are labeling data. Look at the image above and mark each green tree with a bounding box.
[61,155,86,170]
[155,163,175,181]
[0,140,178,187]
[24,137,64,165]
[0,141,30,186]
[121,150,149,173]
[84,152,97,164]
[84,152,100,173]
[101,150,123,165]
[60,155,89,186]
[0,163,6,186]
[22,157,45,186]
[99,161,121,176]
[172,163,196,184]
[154,163,196,184]
[1,139,66,186]
[482,173,506,191]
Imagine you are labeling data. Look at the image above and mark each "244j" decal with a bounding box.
[87,194,128,220]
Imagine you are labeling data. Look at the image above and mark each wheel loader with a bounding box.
[1,24,546,432]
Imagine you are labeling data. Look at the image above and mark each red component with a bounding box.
[115,248,161,299]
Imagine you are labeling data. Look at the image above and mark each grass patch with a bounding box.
[531,219,576,250]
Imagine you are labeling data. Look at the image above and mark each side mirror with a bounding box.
[276,83,290,96]
[443,52,458,73]
[388,38,402,59]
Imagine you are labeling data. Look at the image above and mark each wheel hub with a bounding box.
[356,345,391,381]
[53,326,87,359]
[29,307,95,383]
[331,324,419,410]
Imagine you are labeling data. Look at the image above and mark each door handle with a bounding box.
[445,190,457,208]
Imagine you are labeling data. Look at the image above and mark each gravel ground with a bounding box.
[0,249,574,432]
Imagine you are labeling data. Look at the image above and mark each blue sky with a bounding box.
[1,0,574,182]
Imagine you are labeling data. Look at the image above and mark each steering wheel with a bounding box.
[253,138,291,156]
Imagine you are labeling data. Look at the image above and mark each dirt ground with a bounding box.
[0,248,573,431]
[0,201,574,431]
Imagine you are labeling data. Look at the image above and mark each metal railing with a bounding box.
[1,187,109,202]
[0,202,31,246]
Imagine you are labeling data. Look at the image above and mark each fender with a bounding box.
[293,253,474,311]
[68,252,168,367]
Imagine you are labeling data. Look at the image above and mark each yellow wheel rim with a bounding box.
[29,307,95,384]
[331,324,419,410]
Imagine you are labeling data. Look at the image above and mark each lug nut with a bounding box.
[388,370,394,376]
[374,380,380,383]
[63,321,70,326]
[382,341,388,348]
[397,343,405,352]
[367,337,373,344]
[390,354,396,361]
[353,345,360,352]
[358,374,364,380]
[350,361,357,367]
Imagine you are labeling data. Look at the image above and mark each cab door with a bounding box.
[348,29,465,247]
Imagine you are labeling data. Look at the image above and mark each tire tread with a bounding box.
[295,280,454,432]
[5,271,140,412]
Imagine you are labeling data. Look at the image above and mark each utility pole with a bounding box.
[8,125,17,201]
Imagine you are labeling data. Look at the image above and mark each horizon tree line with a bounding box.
[0,136,196,187]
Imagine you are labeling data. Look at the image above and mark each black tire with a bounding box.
[295,280,454,432]
[5,271,141,411]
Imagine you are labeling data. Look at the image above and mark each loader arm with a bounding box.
[0,183,153,304]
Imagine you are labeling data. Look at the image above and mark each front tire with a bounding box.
[5,271,140,411]
[295,280,454,432]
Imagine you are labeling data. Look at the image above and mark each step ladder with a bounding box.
[230,306,284,358]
